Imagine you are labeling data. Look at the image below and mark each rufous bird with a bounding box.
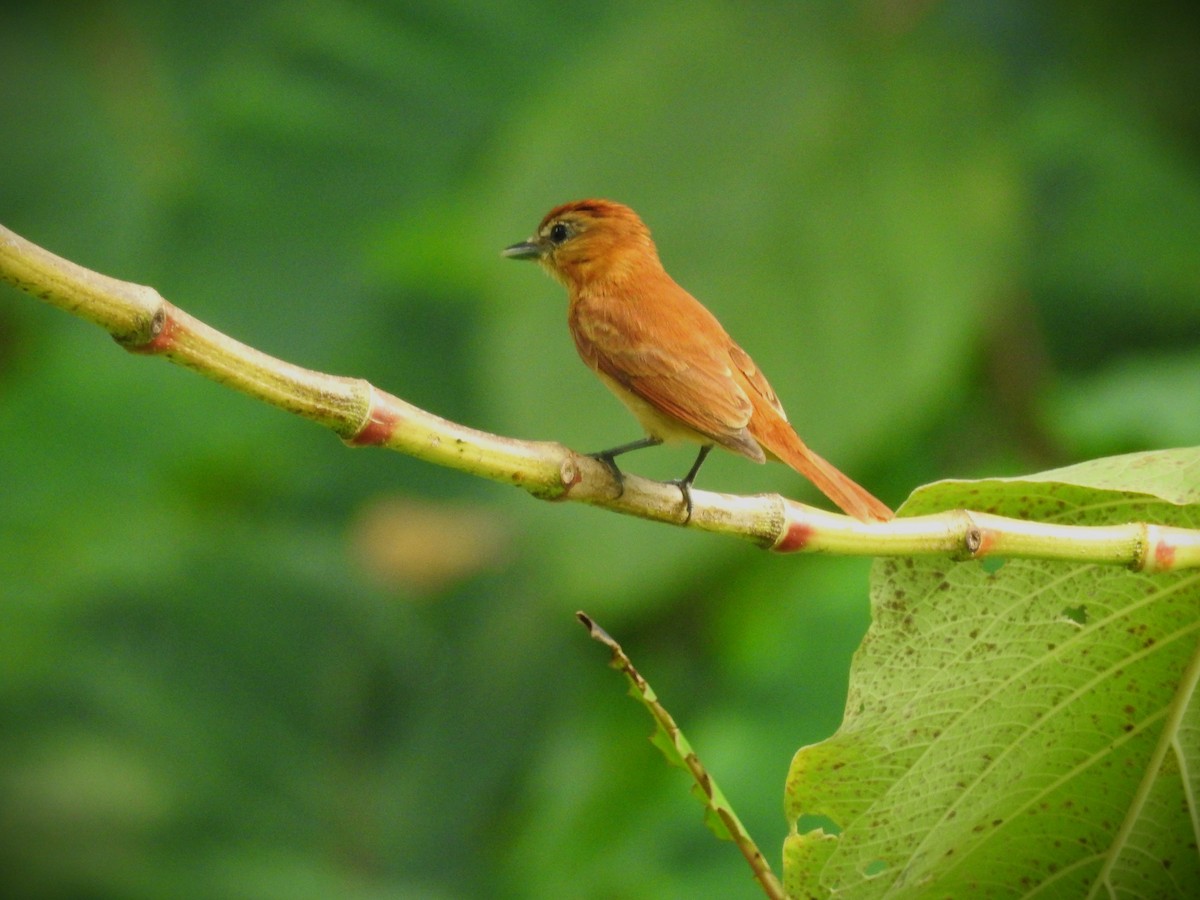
[503,199,892,523]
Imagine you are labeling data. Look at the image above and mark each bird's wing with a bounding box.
[728,343,789,422]
[569,284,763,459]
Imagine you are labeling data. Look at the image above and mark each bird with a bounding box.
[502,199,892,523]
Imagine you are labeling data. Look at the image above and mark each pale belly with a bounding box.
[593,370,713,446]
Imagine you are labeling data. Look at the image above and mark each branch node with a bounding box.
[118,300,175,353]
[345,383,400,446]
[774,514,814,553]
[1137,523,1177,573]
[957,511,998,561]
[559,456,582,492]
[965,524,983,555]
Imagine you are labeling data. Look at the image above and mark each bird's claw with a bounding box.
[668,478,696,523]
[587,452,626,498]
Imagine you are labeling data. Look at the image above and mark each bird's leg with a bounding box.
[587,436,663,496]
[670,444,713,522]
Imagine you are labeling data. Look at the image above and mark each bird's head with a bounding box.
[503,199,660,290]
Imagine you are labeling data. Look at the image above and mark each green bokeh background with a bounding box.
[2,2,1198,896]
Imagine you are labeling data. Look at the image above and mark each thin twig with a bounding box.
[578,612,786,900]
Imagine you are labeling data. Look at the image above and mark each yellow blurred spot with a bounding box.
[349,496,513,596]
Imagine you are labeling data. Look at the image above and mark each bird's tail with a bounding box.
[756,422,893,523]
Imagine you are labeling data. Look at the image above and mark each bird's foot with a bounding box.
[586,451,626,498]
[668,445,711,523]
[666,478,696,523]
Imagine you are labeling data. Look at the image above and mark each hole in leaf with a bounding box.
[795,813,842,837]
[862,858,888,878]
[1060,604,1089,626]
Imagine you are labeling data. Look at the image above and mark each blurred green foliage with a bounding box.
[1,1,1198,896]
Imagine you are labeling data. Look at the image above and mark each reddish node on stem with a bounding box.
[348,405,402,447]
[774,521,813,553]
[559,458,583,490]
[973,528,998,558]
[1155,540,1176,571]
[123,307,178,354]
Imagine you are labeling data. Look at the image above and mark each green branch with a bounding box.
[4,221,1199,569]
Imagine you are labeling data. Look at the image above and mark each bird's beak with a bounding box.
[502,238,545,260]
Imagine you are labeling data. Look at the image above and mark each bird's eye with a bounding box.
[549,222,570,244]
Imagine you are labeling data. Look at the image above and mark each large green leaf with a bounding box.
[785,448,1200,897]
